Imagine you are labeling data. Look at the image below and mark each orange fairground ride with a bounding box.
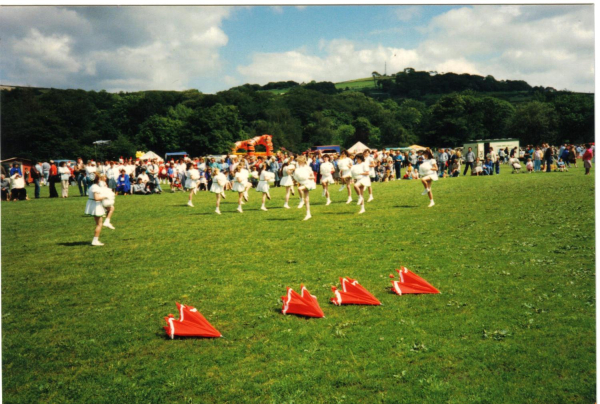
[232,134,274,157]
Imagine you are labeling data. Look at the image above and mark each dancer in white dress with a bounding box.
[85,176,115,246]
[185,162,200,207]
[292,156,315,221]
[362,149,375,202]
[256,163,274,211]
[279,161,296,209]
[419,148,438,207]
[232,165,248,213]
[239,163,252,203]
[351,154,370,214]
[319,154,335,206]
[337,150,354,204]
[210,168,228,214]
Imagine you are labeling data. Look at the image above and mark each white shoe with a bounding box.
[367,195,373,202]
[326,199,331,206]
[187,201,194,207]
[421,189,430,195]
[428,200,435,208]
[243,193,248,202]
[298,200,305,209]
[103,222,115,230]
[322,190,326,197]
[221,192,226,199]
[346,197,352,204]
[358,207,365,214]
[91,240,104,246]
[283,203,290,209]
[194,189,198,194]
[240,200,245,205]
[237,206,243,213]
[303,214,312,221]
[215,208,221,215]
[261,206,268,211]
[356,197,363,205]
[338,185,345,192]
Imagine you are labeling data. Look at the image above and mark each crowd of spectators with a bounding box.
[1,143,594,201]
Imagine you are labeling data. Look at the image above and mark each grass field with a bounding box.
[2,167,595,403]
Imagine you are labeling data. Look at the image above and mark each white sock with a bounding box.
[104,219,110,225]
[93,237,99,243]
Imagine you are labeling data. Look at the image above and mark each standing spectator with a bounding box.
[560,146,571,168]
[533,147,543,172]
[74,158,87,196]
[486,147,499,175]
[310,154,321,185]
[568,145,578,168]
[30,161,42,199]
[48,160,59,198]
[9,163,22,177]
[147,159,162,194]
[1,174,10,201]
[583,143,593,175]
[269,156,280,187]
[42,161,50,186]
[463,147,475,175]
[58,161,71,198]
[437,148,448,177]
[394,151,403,179]
[544,146,554,172]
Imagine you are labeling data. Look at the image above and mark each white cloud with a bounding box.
[271,6,283,14]
[236,5,594,92]
[395,6,421,22]
[0,6,233,92]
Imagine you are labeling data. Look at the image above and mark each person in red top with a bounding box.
[582,143,594,175]
[48,160,59,198]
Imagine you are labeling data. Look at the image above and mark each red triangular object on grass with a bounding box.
[330,277,381,305]
[163,302,222,339]
[281,284,324,318]
[390,266,440,295]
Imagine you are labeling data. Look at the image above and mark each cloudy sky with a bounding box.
[0,5,594,93]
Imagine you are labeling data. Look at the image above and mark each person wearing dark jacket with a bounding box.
[48,161,59,198]
[544,147,554,173]
[30,161,42,199]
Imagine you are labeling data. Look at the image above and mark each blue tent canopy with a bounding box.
[165,152,188,160]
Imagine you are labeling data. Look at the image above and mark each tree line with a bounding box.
[1,72,594,161]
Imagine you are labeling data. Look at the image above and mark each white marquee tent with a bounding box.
[139,151,163,161]
[347,141,370,154]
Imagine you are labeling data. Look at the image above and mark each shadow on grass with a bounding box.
[323,211,354,215]
[265,218,295,221]
[57,241,90,246]
[393,205,419,208]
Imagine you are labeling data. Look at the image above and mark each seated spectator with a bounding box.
[1,174,10,201]
[473,158,483,176]
[556,158,567,172]
[137,171,149,185]
[132,178,150,194]
[483,159,494,175]
[116,169,131,195]
[10,173,28,201]
[526,158,534,173]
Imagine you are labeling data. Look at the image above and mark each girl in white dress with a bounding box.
[362,149,375,202]
[210,168,228,214]
[185,162,200,207]
[337,150,354,204]
[58,162,71,198]
[85,176,115,246]
[419,148,439,207]
[239,163,252,203]
[256,163,274,211]
[319,155,335,206]
[351,154,370,214]
[232,165,248,213]
[292,156,315,221]
[279,161,296,209]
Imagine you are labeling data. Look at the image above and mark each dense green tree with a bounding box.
[509,102,559,145]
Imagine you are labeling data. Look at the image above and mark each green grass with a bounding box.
[335,78,378,90]
[2,167,595,403]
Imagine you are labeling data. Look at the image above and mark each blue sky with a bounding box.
[0,5,594,93]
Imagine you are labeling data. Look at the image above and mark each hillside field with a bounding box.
[2,167,595,403]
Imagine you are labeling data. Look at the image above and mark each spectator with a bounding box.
[30,161,42,199]
[10,172,28,201]
[1,174,10,201]
[58,161,71,198]
[533,147,543,172]
[116,169,131,195]
[74,158,87,196]
[583,143,593,175]
[463,147,475,175]
[544,146,554,173]
[568,145,578,168]
[483,158,494,175]
[486,147,499,175]
[42,161,50,186]
[526,158,534,173]
[473,158,484,176]
[132,178,150,194]
[437,148,448,176]
[48,160,59,198]
[9,163,22,177]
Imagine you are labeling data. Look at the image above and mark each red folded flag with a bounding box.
[281,285,324,318]
[390,266,440,295]
[331,277,381,305]
[163,302,222,339]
